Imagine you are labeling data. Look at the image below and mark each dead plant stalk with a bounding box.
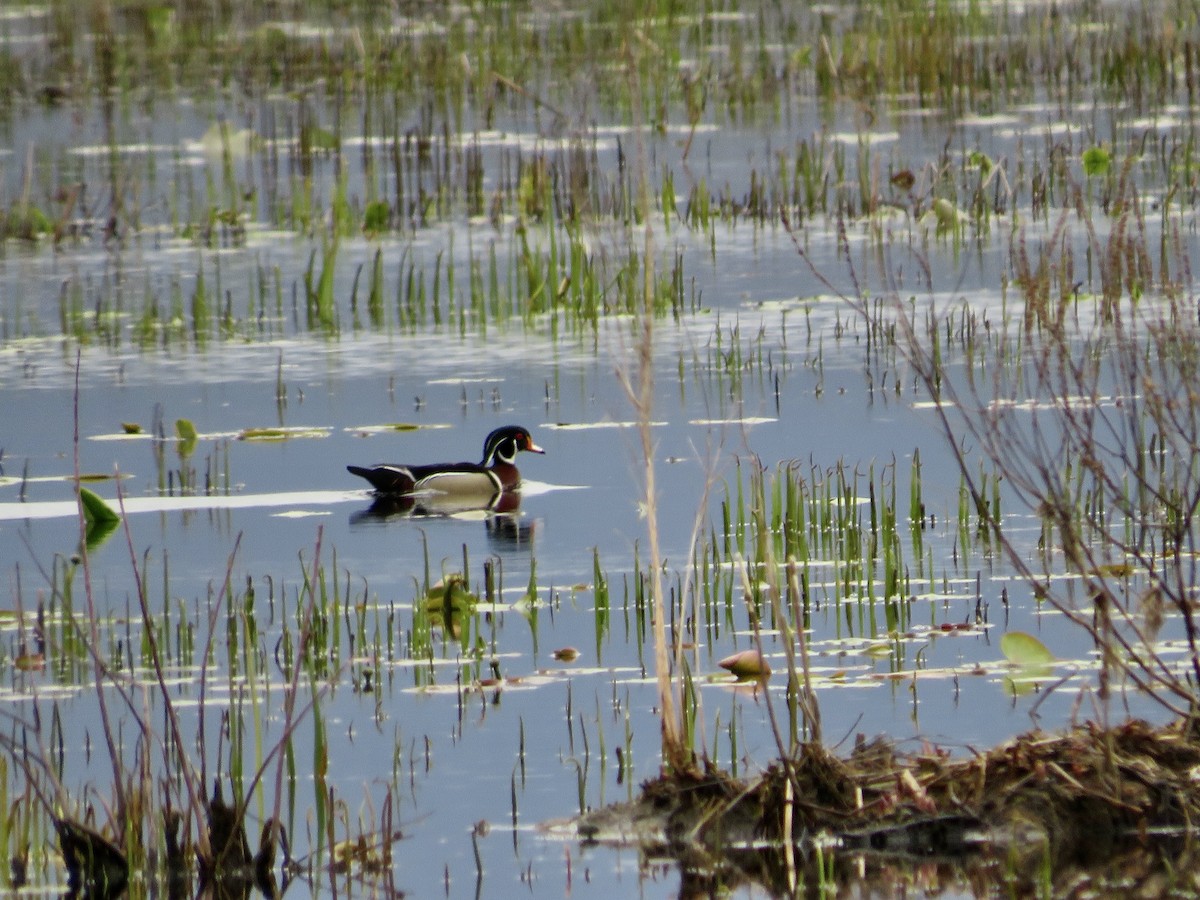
[619,28,686,772]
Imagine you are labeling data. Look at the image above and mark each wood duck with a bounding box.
[347,425,545,498]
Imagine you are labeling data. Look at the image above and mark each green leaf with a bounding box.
[306,126,339,152]
[1082,146,1112,177]
[421,575,478,615]
[176,418,198,457]
[967,150,993,174]
[932,197,964,229]
[237,426,330,441]
[79,487,121,551]
[8,206,52,239]
[362,200,390,235]
[420,575,479,637]
[78,487,120,526]
[85,516,120,551]
[1000,631,1055,666]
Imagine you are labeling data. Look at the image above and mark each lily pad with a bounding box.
[237,426,331,442]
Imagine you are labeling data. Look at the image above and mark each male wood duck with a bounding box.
[347,425,545,498]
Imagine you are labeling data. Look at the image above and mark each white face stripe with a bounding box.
[483,436,519,467]
[495,438,518,465]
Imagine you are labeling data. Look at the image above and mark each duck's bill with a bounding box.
[527,440,546,454]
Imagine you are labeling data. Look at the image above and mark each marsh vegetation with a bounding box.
[2,0,1200,896]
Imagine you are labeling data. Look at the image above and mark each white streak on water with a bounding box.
[0,482,586,521]
[0,490,365,521]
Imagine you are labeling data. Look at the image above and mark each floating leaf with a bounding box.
[121,422,143,435]
[999,631,1055,667]
[718,649,771,681]
[1082,146,1111,177]
[552,647,580,662]
[1001,632,1056,697]
[238,426,331,442]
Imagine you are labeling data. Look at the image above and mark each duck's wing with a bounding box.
[348,461,500,495]
[412,464,503,496]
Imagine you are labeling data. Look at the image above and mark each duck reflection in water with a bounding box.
[347,425,544,546]
[349,489,536,546]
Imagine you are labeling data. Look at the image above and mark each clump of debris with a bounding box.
[566,717,1200,895]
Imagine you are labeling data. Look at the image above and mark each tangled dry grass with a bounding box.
[575,717,1200,896]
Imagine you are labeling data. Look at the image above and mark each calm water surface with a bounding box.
[0,3,1193,897]
[0,248,1153,898]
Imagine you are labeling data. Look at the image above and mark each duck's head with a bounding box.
[482,425,545,467]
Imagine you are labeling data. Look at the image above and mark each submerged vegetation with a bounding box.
[2,0,1200,896]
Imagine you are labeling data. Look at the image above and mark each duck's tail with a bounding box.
[347,464,415,494]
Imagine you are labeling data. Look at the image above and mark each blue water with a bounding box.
[0,8,1192,897]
